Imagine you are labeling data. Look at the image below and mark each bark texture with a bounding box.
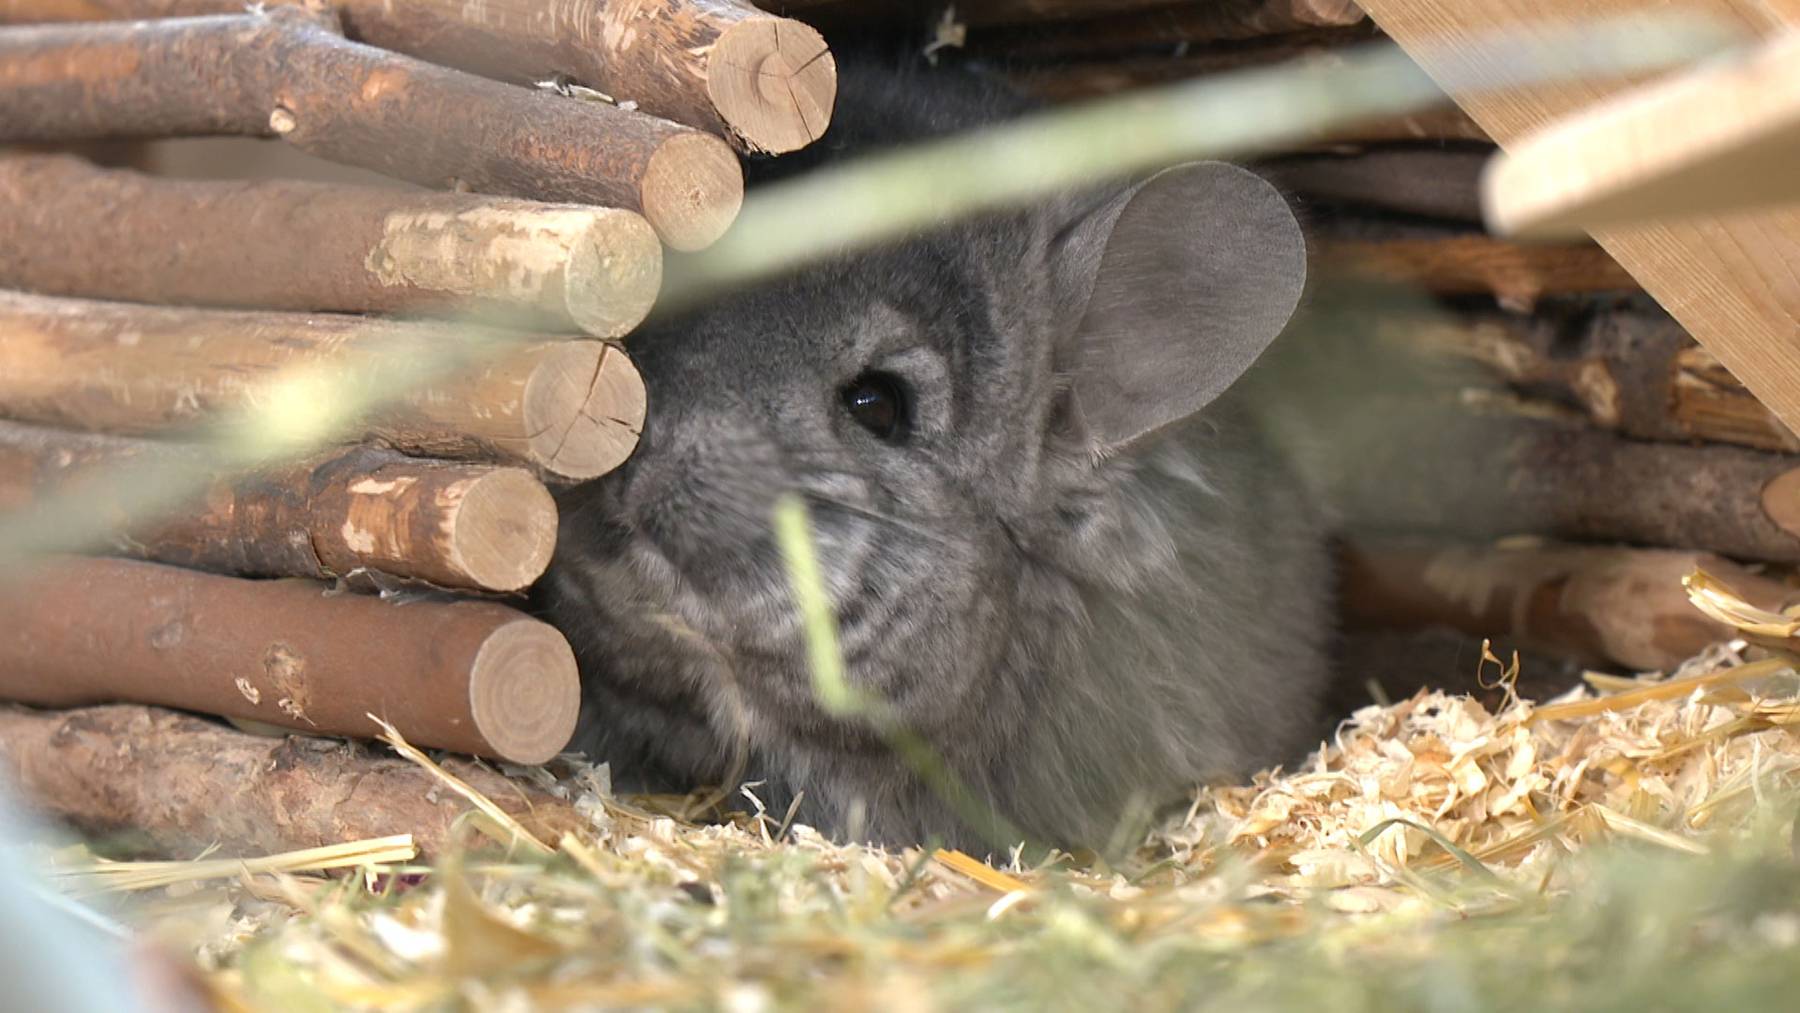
[0,556,581,764]
[0,703,587,858]
[0,8,742,248]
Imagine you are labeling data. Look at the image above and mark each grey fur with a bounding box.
[538,64,1332,851]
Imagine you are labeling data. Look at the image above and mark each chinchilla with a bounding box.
[538,60,1332,851]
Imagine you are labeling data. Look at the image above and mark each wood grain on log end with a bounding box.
[443,466,559,592]
[466,618,580,767]
[553,206,663,336]
[521,342,646,481]
[367,201,664,338]
[1760,467,1800,542]
[706,14,836,154]
[0,557,584,763]
[640,131,744,251]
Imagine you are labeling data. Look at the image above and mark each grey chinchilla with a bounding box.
[538,61,1332,851]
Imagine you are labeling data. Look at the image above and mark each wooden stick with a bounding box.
[1484,30,1800,238]
[984,0,1366,55]
[0,703,585,857]
[1339,537,1793,673]
[0,8,743,249]
[1317,234,1639,311]
[0,291,645,482]
[0,154,662,338]
[0,422,558,592]
[1378,305,1800,454]
[0,556,581,764]
[0,0,837,155]
[1311,403,1800,563]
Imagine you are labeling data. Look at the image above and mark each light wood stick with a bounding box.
[0,7,743,249]
[0,154,662,338]
[1340,537,1794,672]
[0,291,646,482]
[0,557,581,764]
[1484,30,1800,237]
[0,703,585,857]
[0,422,559,592]
[0,0,836,155]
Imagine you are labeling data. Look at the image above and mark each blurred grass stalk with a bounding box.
[773,494,1027,849]
[0,11,1745,578]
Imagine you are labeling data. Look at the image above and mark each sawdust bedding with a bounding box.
[43,570,1800,1009]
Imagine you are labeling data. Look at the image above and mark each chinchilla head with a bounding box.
[544,154,1320,848]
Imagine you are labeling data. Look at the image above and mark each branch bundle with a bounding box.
[0,0,838,154]
[0,7,743,248]
[1341,537,1794,672]
[0,557,581,764]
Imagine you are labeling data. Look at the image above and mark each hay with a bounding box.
[35,570,1800,1007]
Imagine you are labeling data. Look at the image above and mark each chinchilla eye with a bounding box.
[840,371,909,442]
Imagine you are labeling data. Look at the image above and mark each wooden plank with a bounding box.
[1484,30,1800,237]
[1354,0,1800,439]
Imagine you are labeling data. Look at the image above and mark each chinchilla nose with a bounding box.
[613,397,788,563]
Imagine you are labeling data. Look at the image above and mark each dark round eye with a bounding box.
[840,371,909,442]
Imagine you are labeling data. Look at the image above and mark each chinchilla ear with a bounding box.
[1053,161,1306,453]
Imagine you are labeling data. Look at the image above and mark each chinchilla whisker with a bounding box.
[802,493,954,547]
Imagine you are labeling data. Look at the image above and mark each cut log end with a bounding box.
[444,467,559,592]
[640,132,744,251]
[706,16,836,154]
[466,618,581,766]
[521,342,647,481]
[561,207,663,338]
[1761,467,1800,541]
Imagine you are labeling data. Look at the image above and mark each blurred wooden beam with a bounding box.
[1484,30,1800,237]
[1355,0,1800,451]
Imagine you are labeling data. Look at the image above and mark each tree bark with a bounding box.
[0,7,743,249]
[1339,536,1794,672]
[0,154,663,338]
[0,291,645,482]
[0,422,559,592]
[0,703,586,858]
[0,556,581,764]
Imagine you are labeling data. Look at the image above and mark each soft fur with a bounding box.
[538,61,1333,851]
